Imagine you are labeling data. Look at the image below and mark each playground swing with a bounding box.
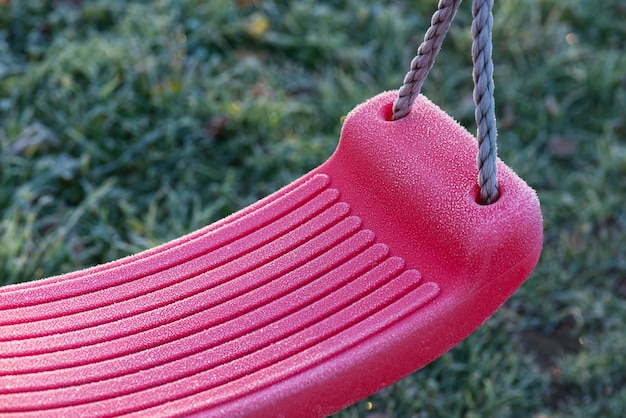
[0,0,542,417]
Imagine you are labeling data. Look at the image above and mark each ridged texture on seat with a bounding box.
[0,173,439,417]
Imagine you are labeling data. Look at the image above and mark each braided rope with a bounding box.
[392,0,499,205]
[392,0,462,121]
[472,0,498,204]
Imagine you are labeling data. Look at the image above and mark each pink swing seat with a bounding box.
[0,91,542,417]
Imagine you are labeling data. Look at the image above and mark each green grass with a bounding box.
[1,0,625,417]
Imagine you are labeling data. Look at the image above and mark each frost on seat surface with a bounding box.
[0,92,542,418]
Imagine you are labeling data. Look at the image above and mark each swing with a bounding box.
[0,1,542,416]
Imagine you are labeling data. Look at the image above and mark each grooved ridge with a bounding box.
[0,174,440,416]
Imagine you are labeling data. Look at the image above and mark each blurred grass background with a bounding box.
[1,0,625,416]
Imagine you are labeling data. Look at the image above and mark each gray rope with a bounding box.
[472,0,498,204]
[392,0,463,121]
[393,0,499,205]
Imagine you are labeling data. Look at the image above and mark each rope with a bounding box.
[472,0,498,204]
[392,0,462,121]
[392,0,499,205]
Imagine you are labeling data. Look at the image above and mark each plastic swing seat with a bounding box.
[0,91,542,417]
